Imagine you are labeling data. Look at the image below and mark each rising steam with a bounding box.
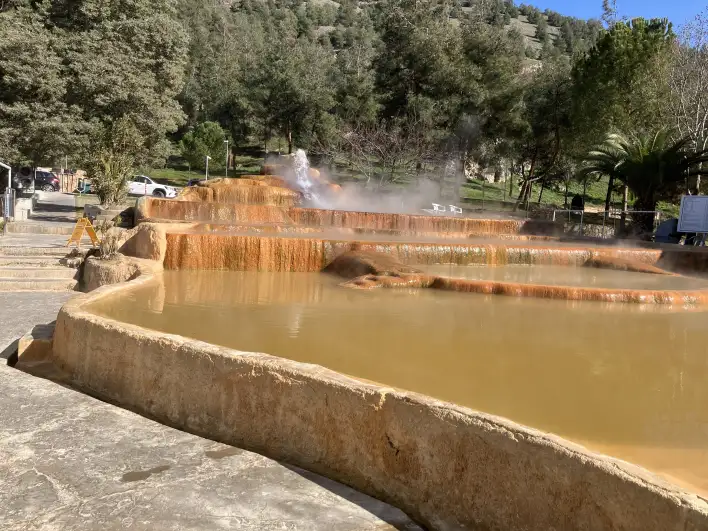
[275,150,457,215]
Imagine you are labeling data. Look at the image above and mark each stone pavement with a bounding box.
[0,293,419,531]
[30,191,80,224]
[0,292,75,359]
[0,365,419,531]
[0,233,73,249]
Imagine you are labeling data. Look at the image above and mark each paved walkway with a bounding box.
[0,234,72,249]
[0,365,418,531]
[0,292,75,359]
[30,191,80,224]
[0,288,419,531]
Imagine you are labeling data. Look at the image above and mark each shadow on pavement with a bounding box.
[284,464,423,530]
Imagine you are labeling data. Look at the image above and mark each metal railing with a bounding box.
[551,208,664,238]
[552,209,585,223]
[602,209,664,239]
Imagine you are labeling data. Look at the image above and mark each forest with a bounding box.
[2,0,708,219]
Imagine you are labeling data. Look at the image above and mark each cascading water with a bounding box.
[293,149,319,204]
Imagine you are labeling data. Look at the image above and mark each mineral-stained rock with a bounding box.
[584,255,673,275]
[178,177,299,207]
[323,249,421,279]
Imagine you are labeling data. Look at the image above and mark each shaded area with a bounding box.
[284,465,422,531]
[121,465,171,483]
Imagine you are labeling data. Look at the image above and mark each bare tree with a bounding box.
[601,0,619,28]
[315,119,438,188]
[669,12,708,193]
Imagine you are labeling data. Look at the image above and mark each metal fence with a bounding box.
[551,208,665,238]
[460,177,612,215]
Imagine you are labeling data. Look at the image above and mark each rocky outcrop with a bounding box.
[323,249,421,278]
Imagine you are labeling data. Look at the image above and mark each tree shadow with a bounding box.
[33,203,78,214]
[28,214,76,223]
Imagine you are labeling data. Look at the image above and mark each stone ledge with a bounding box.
[47,269,708,531]
[82,254,163,292]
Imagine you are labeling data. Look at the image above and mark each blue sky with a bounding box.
[528,0,705,26]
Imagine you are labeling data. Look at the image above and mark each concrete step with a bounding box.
[0,267,77,279]
[0,246,69,257]
[0,256,67,268]
[6,222,76,236]
[0,278,78,291]
[13,324,65,377]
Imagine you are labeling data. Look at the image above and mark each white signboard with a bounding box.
[678,195,708,233]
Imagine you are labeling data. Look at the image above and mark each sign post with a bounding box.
[66,218,100,248]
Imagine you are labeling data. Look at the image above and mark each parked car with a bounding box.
[128,175,177,198]
[9,167,35,191]
[34,170,60,192]
[6,168,60,192]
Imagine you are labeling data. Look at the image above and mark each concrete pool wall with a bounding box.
[51,263,708,530]
[60,185,708,529]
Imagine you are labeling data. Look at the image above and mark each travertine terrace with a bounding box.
[38,175,708,530]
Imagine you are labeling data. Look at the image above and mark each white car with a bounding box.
[128,175,177,198]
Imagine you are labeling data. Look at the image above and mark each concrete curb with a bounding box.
[6,222,75,235]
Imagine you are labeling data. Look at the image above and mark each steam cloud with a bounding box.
[270,151,463,215]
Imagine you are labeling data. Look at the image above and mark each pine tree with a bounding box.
[333,21,380,126]
[0,2,83,164]
[571,18,674,145]
[0,0,188,166]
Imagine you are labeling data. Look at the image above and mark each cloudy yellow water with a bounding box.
[87,269,708,496]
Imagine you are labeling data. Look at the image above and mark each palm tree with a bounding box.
[579,130,708,232]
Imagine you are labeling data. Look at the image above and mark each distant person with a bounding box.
[570,194,584,212]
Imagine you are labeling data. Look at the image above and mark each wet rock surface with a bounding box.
[583,255,673,275]
[178,177,299,207]
[323,249,421,279]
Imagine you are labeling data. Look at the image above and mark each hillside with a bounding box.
[310,0,602,61]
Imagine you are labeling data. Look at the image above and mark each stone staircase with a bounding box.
[6,222,75,236]
[0,246,79,291]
